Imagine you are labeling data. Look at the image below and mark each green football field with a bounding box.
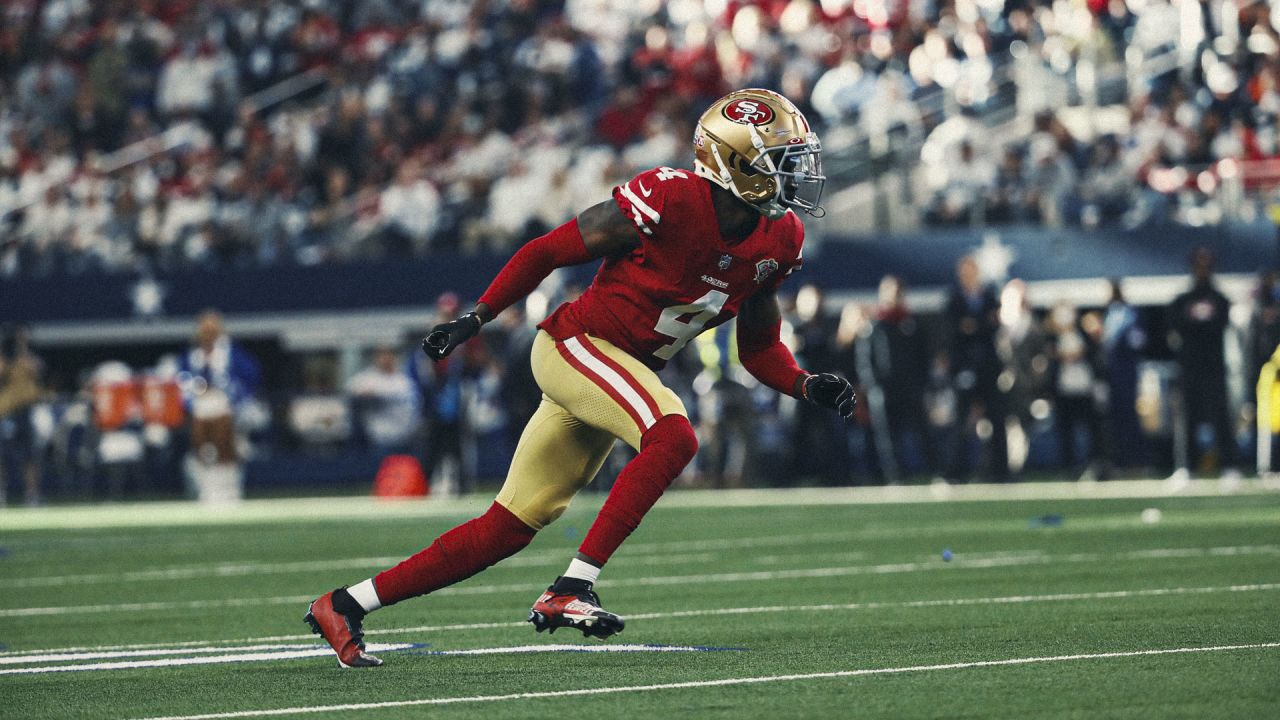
[2,482,1278,719]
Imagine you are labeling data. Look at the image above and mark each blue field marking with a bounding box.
[1028,514,1065,528]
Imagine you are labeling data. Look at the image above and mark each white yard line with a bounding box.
[0,644,321,665]
[4,559,407,589]
[0,643,417,675]
[4,544,1277,619]
[0,594,316,618]
[127,643,1280,720]
[623,583,1280,620]
[0,644,730,675]
[5,582,1276,658]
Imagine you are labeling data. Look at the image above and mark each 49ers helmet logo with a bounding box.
[722,99,775,126]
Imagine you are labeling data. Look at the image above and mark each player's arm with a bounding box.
[423,201,640,360]
[737,288,856,421]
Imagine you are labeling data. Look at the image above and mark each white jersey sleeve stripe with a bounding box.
[620,183,661,225]
[629,207,653,235]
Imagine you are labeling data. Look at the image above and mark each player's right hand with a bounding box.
[422,312,482,361]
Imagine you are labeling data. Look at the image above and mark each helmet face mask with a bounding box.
[757,135,825,216]
[693,89,826,219]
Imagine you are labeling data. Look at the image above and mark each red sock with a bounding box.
[373,502,536,606]
[578,415,698,565]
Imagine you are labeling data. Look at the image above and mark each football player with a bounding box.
[306,89,856,667]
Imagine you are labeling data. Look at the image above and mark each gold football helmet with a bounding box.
[693,89,825,219]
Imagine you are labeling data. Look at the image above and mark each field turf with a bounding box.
[1,482,1278,719]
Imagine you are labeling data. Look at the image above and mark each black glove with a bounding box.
[802,372,857,421]
[422,312,482,361]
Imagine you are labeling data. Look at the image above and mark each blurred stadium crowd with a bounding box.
[2,0,1279,276]
[4,248,1278,504]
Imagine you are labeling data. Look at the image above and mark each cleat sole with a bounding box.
[580,613,625,639]
[527,608,624,639]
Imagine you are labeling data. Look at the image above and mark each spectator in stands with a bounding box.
[1167,247,1241,487]
[4,0,1278,277]
[156,39,237,119]
[1026,135,1078,229]
[378,158,441,257]
[864,275,935,482]
[485,160,553,249]
[943,255,1006,482]
[347,345,419,456]
[1076,135,1132,227]
[989,146,1036,223]
[0,324,44,505]
[1102,279,1147,468]
[924,140,998,225]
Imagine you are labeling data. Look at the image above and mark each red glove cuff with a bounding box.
[478,219,593,318]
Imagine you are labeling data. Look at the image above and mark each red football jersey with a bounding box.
[539,166,804,370]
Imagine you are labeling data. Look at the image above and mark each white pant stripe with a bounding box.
[563,336,658,430]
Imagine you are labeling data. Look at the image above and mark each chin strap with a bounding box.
[758,202,786,220]
[708,142,735,189]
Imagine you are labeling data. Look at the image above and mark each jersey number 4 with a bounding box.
[653,290,729,360]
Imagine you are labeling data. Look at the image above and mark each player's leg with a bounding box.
[305,396,613,667]
[527,332,695,636]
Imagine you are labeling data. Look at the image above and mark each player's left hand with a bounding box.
[422,312,482,361]
[802,372,857,422]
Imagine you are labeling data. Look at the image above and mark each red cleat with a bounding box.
[304,590,383,668]
[528,578,625,639]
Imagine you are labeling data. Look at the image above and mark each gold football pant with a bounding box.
[495,330,687,530]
